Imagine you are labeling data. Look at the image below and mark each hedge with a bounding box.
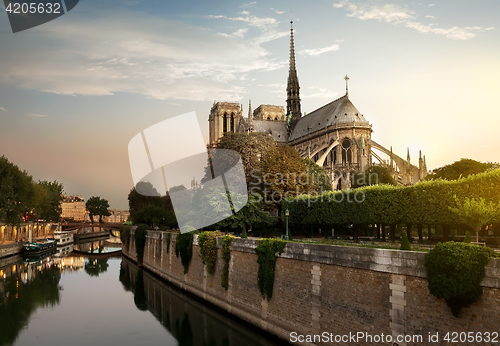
[283,169,500,227]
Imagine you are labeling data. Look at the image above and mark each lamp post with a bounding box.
[285,209,289,241]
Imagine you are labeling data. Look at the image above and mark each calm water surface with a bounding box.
[0,252,287,346]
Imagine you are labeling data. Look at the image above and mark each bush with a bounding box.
[175,232,194,274]
[424,242,498,317]
[221,235,235,289]
[255,238,287,300]
[400,232,411,250]
[134,224,149,264]
[198,231,221,274]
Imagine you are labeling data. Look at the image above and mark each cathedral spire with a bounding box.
[248,100,253,131]
[286,20,301,132]
[344,75,349,98]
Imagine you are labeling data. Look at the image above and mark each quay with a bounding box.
[122,230,500,346]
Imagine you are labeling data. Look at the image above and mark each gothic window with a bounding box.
[230,113,234,132]
[341,138,352,165]
[223,113,228,133]
[332,150,337,164]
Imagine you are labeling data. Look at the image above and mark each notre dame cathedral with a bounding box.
[208,21,427,189]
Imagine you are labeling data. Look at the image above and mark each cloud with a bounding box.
[0,8,287,102]
[241,1,256,8]
[336,1,494,40]
[0,107,6,111]
[299,44,340,56]
[207,13,288,44]
[302,86,338,100]
[239,10,250,15]
[428,4,435,7]
[425,15,436,19]
[271,8,285,14]
[30,113,48,117]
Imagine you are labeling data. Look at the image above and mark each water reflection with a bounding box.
[120,258,287,346]
[0,258,62,346]
[84,258,109,277]
[74,239,121,255]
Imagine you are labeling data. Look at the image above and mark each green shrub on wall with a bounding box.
[166,232,172,253]
[255,238,287,300]
[134,224,149,264]
[221,235,235,290]
[198,231,221,274]
[175,232,194,274]
[424,242,499,317]
[120,225,131,245]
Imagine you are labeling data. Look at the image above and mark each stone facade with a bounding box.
[123,230,500,346]
[208,22,428,188]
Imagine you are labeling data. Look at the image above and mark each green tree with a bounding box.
[128,182,162,220]
[352,166,396,188]
[425,158,499,181]
[32,180,64,222]
[301,158,332,192]
[85,196,111,223]
[254,145,320,208]
[210,193,272,236]
[213,132,275,185]
[449,197,500,243]
[134,204,177,229]
[0,156,34,225]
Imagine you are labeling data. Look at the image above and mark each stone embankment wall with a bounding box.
[122,231,500,346]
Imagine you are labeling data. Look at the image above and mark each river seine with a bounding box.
[0,245,287,346]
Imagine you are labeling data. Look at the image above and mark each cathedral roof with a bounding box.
[253,120,288,143]
[289,95,371,141]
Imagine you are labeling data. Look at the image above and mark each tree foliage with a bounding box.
[253,146,329,207]
[0,156,34,225]
[208,193,272,235]
[283,169,500,230]
[85,196,111,223]
[352,165,396,188]
[134,204,176,229]
[425,158,499,181]
[0,156,64,225]
[32,180,64,222]
[214,132,275,185]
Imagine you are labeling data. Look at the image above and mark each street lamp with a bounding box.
[285,209,290,241]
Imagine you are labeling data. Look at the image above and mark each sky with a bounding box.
[0,0,499,209]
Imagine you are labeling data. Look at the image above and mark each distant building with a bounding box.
[61,195,87,222]
[105,209,130,223]
[208,21,427,188]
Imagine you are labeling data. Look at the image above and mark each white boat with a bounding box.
[53,230,74,246]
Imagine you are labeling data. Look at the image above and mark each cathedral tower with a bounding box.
[286,21,301,131]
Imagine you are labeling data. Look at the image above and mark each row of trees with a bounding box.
[127,132,332,234]
[0,156,64,225]
[283,168,500,241]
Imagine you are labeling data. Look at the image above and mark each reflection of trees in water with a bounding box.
[133,270,147,311]
[177,312,193,346]
[119,262,132,292]
[0,265,62,346]
[118,258,278,346]
[84,259,109,277]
